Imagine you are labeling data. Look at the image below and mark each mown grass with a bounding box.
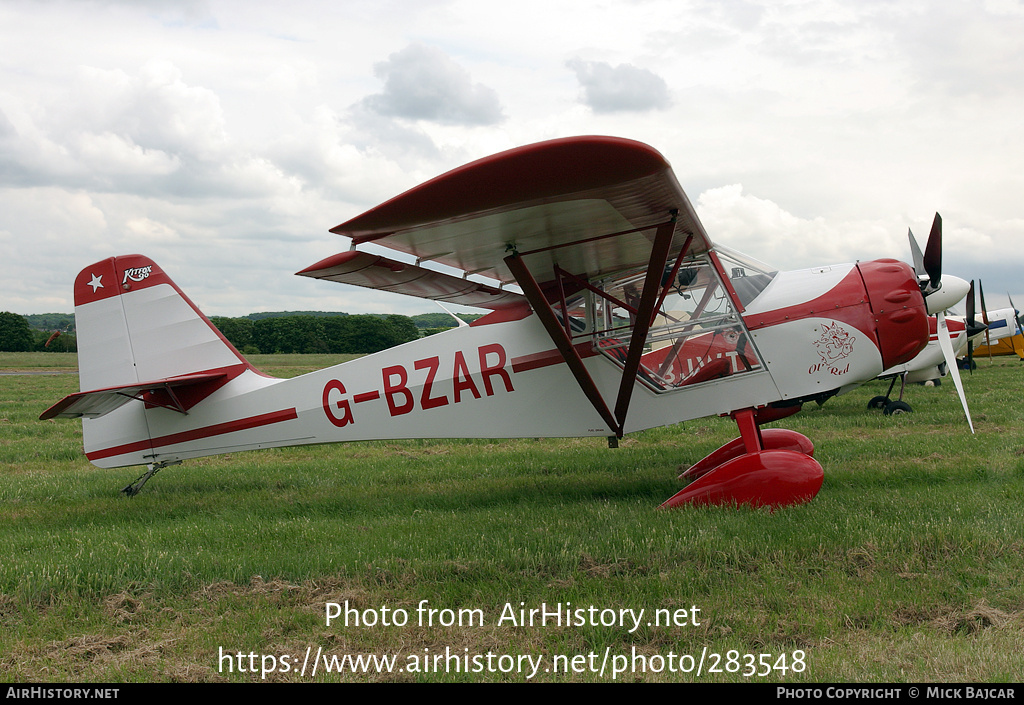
[2,353,1024,682]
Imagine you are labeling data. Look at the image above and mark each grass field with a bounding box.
[2,352,1024,682]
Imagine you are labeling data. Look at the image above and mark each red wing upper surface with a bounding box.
[310,136,711,295]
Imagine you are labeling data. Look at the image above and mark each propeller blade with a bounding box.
[936,312,974,434]
[1009,293,1023,333]
[922,213,943,290]
[966,280,976,326]
[966,280,975,375]
[1010,293,1024,361]
[908,228,925,278]
[979,279,991,358]
[979,280,990,325]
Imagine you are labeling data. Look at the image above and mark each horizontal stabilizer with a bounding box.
[297,250,525,310]
[40,372,228,420]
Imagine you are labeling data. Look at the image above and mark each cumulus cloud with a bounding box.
[0,61,235,193]
[3,1,1024,316]
[360,44,505,126]
[0,60,313,202]
[75,132,181,177]
[66,61,229,164]
[566,59,671,113]
[695,184,901,268]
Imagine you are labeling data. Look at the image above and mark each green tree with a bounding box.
[219,312,422,355]
[211,316,256,353]
[0,312,35,352]
[384,315,419,347]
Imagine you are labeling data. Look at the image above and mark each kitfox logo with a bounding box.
[809,322,855,376]
[122,265,153,285]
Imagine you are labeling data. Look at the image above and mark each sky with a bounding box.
[2,0,1023,319]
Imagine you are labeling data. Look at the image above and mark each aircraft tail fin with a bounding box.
[71,255,254,390]
[46,255,262,466]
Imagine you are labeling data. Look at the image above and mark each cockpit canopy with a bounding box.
[556,248,773,393]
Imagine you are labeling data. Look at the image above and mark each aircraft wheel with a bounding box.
[867,395,890,410]
[883,400,912,416]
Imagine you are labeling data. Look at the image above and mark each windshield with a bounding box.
[714,246,778,307]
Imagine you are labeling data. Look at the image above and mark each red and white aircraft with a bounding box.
[41,136,970,508]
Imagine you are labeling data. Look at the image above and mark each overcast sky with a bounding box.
[2,0,1022,319]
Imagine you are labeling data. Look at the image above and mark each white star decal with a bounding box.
[88,274,103,293]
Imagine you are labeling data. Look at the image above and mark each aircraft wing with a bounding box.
[317,136,711,291]
[297,250,525,310]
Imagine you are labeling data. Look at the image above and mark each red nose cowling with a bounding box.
[855,259,929,370]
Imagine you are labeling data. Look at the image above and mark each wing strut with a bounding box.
[612,219,677,430]
[503,215,679,439]
[504,251,622,437]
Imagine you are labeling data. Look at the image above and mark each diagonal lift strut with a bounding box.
[503,217,678,438]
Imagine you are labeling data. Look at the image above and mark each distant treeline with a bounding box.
[209,311,483,354]
[236,311,481,329]
[210,314,420,355]
[5,310,483,355]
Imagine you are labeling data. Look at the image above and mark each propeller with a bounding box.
[909,213,974,432]
[962,280,989,373]
[908,214,970,315]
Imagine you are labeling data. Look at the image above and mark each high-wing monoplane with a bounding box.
[42,136,970,508]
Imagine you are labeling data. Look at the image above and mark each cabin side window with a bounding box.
[590,255,763,392]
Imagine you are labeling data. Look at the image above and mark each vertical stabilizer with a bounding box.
[69,255,262,467]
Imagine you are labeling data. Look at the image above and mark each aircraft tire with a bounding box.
[867,395,890,410]
[883,400,913,416]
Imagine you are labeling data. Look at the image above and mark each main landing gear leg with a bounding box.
[661,409,823,509]
[868,374,913,415]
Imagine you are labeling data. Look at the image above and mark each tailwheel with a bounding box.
[121,459,181,497]
[664,408,823,509]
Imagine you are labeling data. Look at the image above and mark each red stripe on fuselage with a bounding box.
[511,342,598,373]
[85,408,298,461]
